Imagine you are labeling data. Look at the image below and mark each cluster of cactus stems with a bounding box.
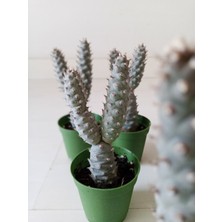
[155,39,195,222]
[51,40,148,186]
[64,55,130,187]
[51,39,93,128]
[109,44,147,131]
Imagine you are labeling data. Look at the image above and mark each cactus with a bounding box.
[155,39,195,222]
[63,55,130,187]
[77,39,93,99]
[109,44,147,131]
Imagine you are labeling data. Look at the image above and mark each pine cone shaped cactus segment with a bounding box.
[155,39,195,222]
[51,48,68,90]
[88,142,118,186]
[129,44,147,90]
[122,90,139,131]
[122,44,147,132]
[76,39,93,99]
[63,69,101,145]
[101,55,130,144]
[109,49,120,70]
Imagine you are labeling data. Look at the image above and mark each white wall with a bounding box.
[29,0,194,78]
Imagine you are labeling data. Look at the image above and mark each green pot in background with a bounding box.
[58,113,101,160]
[70,146,140,222]
[112,115,151,161]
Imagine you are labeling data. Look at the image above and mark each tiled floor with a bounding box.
[29,78,159,221]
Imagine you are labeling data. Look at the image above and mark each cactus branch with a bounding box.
[109,49,120,70]
[122,90,139,131]
[51,48,68,90]
[63,69,101,145]
[122,44,147,131]
[101,55,130,143]
[129,44,147,89]
[77,39,93,99]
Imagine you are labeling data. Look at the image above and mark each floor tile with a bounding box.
[29,209,156,222]
[28,210,87,222]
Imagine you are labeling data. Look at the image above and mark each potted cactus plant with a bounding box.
[110,45,151,161]
[154,39,195,222]
[61,55,140,222]
[51,39,101,160]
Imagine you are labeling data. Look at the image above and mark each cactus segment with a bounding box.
[51,48,68,90]
[63,69,101,145]
[122,44,147,131]
[109,49,120,70]
[129,44,147,90]
[51,49,76,129]
[77,39,93,99]
[88,142,118,186]
[101,55,130,143]
[155,39,195,222]
[122,90,139,131]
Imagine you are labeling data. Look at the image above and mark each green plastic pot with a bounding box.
[70,146,140,222]
[112,115,151,161]
[58,113,101,160]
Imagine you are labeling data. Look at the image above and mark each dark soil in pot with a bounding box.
[62,117,101,130]
[122,123,146,132]
[63,122,74,130]
[74,154,135,189]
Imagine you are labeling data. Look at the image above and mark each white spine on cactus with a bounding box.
[51,48,68,90]
[155,39,195,222]
[77,39,93,99]
[101,55,130,143]
[63,69,101,145]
